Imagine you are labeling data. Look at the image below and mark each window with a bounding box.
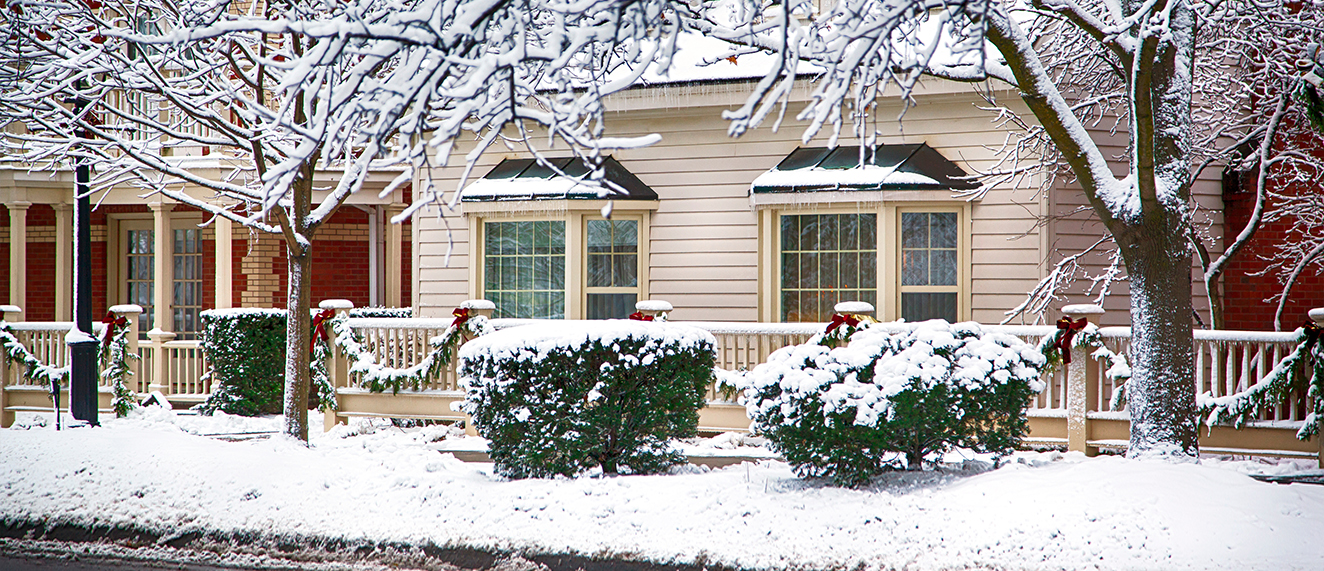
[779,213,877,322]
[900,211,959,322]
[586,219,639,319]
[484,220,566,319]
[125,229,155,334]
[477,213,649,320]
[173,229,203,339]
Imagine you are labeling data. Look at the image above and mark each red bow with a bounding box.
[628,312,654,321]
[826,313,860,334]
[1303,320,1322,353]
[311,309,335,352]
[452,307,471,328]
[100,312,128,348]
[1055,316,1088,364]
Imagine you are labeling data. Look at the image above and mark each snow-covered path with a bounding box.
[2,409,1322,571]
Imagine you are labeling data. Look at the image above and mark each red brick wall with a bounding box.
[1223,174,1324,331]
[1,204,8,307]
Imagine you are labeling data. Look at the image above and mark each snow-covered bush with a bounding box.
[348,307,414,319]
[738,321,1047,486]
[458,321,716,478]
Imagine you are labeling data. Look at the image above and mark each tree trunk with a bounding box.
[283,248,313,442]
[1116,223,1200,457]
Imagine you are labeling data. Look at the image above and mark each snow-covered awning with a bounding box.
[461,157,658,202]
[750,144,978,193]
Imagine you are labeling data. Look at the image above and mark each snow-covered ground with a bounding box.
[3,408,1323,571]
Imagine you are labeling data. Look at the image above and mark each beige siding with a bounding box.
[414,83,1048,322]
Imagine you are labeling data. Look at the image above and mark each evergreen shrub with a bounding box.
[458,321,716,478]
[348,306,413,318]
[738,321,1046,487]
[198,309,287,416]
[197,308,337,416]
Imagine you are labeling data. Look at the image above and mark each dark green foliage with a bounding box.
[460,324,715,478]
[743,323,1045,487]
[197,309,287,416]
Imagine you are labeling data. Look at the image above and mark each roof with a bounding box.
[750,144,979,193]
[461,157,658,202]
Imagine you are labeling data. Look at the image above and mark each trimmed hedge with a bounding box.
[738,321,1046,486]
[197,308,336,416]
[458,321,716,478]
[348,306,413,318]
[198,309,287,416]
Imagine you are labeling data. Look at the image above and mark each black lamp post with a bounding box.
[67,88,98,426]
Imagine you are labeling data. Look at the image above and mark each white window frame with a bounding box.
[109,212,206,335]
[465,200,654,320]
[756,200,970,323]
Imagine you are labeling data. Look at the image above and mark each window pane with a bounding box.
[614,254,637,287]
[614,220,637,248]
[932,249,958,286]
[931,213,958,248]
[588,254,611,287]
[902,292,958,323]
[587,219,611,252]
[587,293,636,320]
[902,213,925,248]
[781,215,798,251]
[902,250,928,286]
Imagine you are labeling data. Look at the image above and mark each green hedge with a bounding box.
[197,308,336,416]
[458,321,716,478]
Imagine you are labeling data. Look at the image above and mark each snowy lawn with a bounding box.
[2,408,1323,571]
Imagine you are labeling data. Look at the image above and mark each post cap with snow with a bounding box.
[461,299,497,311]
[635,300,673,312]
[320,299,355,310]
[1062,304,1106,316]
[834,301,875,314]
[1310,308,1324,324]
[108,304,144,315]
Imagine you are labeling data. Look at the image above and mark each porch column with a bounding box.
[7,201,29,320]
[384,203,404,308]
[150,201,174,333]
[214,216,232,309]
[54,203,73,321]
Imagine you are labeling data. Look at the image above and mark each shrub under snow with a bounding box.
[457,321,716,478]
[737,320,1046,486]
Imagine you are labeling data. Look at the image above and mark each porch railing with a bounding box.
[3,301,1320,465]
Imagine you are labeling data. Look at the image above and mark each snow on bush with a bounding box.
[458,321,715,478]
[737,320,1047,486]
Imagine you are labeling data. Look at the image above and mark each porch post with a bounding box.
[320,299,353,432]
[0,304,18,428]
[7,201,29,320]
[149,201,174,333]
[1312,308,1324,469]
[214,216,233,309]
[1064,304,1105,457]
[54,203,73,321]
[384,203,404,308]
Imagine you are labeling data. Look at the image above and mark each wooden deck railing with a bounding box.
[3,300,1320,466]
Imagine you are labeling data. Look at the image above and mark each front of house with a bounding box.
[409,78,1225,327]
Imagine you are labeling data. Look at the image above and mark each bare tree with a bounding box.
[0,0,675,441]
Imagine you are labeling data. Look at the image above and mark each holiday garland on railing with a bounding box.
[99,312,140,417]
[1038,318,1133,411]
[818,311,877,348]
[0,323,70,387]
[331,307,494,394]
[1,315,142,417]
[1198,322,1323,440]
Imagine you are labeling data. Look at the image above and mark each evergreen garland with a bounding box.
[332,310,494,394]
[1296,81,1324,133]
[1038,322,1132,411]
[1198,323,1323,440]
[99,318,141,417]
[310,336,338,412]
[0,323,71,387]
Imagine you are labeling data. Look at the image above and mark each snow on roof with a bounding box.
[461,157,658,202]
[751,144,977,193]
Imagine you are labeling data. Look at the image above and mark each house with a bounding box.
[0,162,412,337]
[408,76,1227,327]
